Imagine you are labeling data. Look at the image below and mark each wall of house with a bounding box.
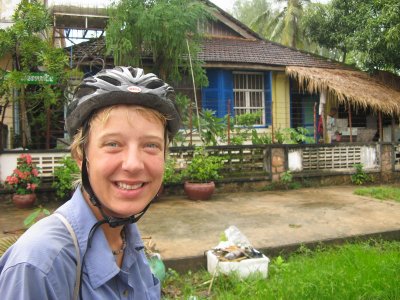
[272,72,290,129]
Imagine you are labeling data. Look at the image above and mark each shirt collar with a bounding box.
[56,188,146,289]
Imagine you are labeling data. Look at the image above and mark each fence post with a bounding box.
[271,146,286,182]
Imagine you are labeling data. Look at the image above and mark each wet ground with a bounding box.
[1,186,400,272]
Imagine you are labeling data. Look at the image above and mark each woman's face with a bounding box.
[83,105,165,218]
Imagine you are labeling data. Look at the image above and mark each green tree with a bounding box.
[0,0,69,149]
[233,0,274,35]
[234,0,314,50]
[303,0,400,72]
[106,0,211,85]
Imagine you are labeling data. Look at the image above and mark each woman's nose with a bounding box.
[121,148,144,172]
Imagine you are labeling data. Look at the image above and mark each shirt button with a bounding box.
[123,290,129,297]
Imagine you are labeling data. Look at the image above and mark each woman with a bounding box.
[0,66,181,299]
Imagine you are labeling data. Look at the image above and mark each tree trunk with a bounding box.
[19,87,31,148]
[0,98,8,150]
[46,107,51,149]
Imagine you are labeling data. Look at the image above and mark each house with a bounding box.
[2,0,400,149]
[63,0,400,145]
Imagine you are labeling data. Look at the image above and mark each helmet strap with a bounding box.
[81,157,154,231]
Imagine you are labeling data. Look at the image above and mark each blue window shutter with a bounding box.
[264,71,272,126]
[202,69,233,118]
[219,70,234,118]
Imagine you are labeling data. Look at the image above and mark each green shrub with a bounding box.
[163,157,182,184]
[52,156,80,200]
[351,163,372,185]
[183,147,225,182]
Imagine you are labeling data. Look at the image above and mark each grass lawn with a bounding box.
[162,240,400,299]
[354,185,400,203]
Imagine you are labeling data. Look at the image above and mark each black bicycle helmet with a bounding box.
[66,66,181,139]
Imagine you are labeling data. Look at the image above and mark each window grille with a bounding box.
[233,72,265,125]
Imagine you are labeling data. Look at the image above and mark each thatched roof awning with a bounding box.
[286,66,400,115]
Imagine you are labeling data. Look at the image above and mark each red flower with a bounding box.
[4,154,40,195]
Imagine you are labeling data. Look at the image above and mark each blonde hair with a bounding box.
[70,105,168,161]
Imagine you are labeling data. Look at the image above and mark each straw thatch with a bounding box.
[286,66,400,115]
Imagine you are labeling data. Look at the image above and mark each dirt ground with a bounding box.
[1,185,400,271]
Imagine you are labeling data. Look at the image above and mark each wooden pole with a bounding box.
[314,102,317,143]
[378,111,383,142]
[348,103,353,142]
[271,99,274,143]
[46,108,51,149]
[391,116,396,143]
[189,101,193,146]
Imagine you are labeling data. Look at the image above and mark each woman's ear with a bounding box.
[75,158,83,170]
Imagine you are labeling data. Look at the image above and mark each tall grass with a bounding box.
[163,240,400,299]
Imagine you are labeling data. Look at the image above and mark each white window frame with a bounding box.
[233,72,265,125]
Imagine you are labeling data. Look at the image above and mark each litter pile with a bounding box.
[207,226,270,278]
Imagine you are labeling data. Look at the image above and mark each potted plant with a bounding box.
[182,147,225,200]
[5,154,40,208]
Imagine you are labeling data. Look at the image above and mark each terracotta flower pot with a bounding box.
[184,181,215,200]
[12,193,37,209]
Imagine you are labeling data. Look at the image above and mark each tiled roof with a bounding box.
[199,37,345,69]
[66,36,346,70]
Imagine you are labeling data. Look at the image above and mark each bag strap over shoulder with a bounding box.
[53,213,81,300]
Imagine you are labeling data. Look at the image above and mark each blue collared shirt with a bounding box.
[0,189,160,299]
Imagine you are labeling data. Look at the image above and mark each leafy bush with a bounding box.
[280,170,293,187]
[182,147,225,183]
[275,127,314,144]
[229,112,261,145]
[351,163,372,185]
[251,129,272,144]
[163,157,182,184]
[52,156,80,200]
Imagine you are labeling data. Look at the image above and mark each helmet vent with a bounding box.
[145,79,164,89]
[75,87,96,98]
[97,75,121,86]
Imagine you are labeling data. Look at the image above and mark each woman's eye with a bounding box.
[106,142,118,148]
[146,143,162,150]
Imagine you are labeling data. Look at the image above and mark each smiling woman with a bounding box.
[83,105,166,218]
[0,67,182,300]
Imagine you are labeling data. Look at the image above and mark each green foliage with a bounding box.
[275,127,314,144]
[106,0,211,84]
[303,0,400,72]
[351,163,372,185]
[234,0,313,50]
[354,185,400,203]
[0,0,69,149]
[182,147,225,183]
[194,109,227,146]
[23,205,50,228]
[52,156,80,200]
[280,170,293,185]
[163,157,182,184]
[163,240,400,299]
[251,130,272,145]
[13,0,50,34]
[229,112,261,145]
